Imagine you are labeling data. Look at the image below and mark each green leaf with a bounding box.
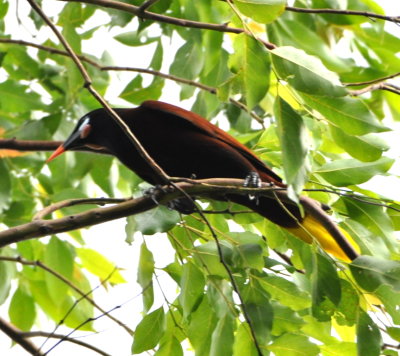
[268,333,319,356]
[301,93,389,135]
[274,97,309,198]
[0,160,11,213]
[357,311,382,356]
[268,19,350,72]
[77,248,126,284]
[188,297,217,356]
[0,0,8,19]
[375,284,400,325]
[193,241,233,278]
[311,253,341,320]
[170,41,204,80]
[58,3,95,27]
[271,303,305,336]
[330,126,388,162]
[335,279,359,326]
[233,244,264,270]
[179,261,205,318]
[210,313,235,356]
[233,323,259,356]
[241,281,273,346]
[271,46,346,97]
[137,242,155,312]
[114,31,158,46]
[150,40,163,71]
[90,156,114,196]
[154,336,183,356]
[0,81,45,114]
[132,307,165,354]
[315,157,394,187]
[350,255,400,292]
[44,237,74,303]
[233,0,285,24]
[119,76,164,105]
[228,34,271,109]
[0,254,15,304]
[207,278,234,318]
[132,205,180,235]
[258,275,311,311]
[338,198,395,251]
[387,327,400,342]
[9,287,36,331]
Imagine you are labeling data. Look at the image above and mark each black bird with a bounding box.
[47,100,359,261]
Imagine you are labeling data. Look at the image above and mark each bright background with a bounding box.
[1,1,399,355]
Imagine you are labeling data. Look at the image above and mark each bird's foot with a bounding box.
[244,171,262,203]
[167,197,197,214]
[143,185,170,205]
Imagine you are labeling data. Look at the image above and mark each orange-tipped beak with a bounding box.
[47,145,66,163]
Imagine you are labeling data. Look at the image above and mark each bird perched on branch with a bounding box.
[47,100,359,261]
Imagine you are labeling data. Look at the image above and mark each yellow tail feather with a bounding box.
[286,215,360,262]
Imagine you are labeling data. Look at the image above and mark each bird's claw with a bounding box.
[244,171,262,203]
[144,185,170,205]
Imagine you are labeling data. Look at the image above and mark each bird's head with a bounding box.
[47,110,106,162]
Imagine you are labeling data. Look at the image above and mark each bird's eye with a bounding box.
[80,123,92,139]
[78,117,91,139]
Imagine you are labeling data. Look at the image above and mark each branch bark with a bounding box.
[285,6,400,23]
[0,317,44,356]
[0,178,359,260]
[0,138,110,154]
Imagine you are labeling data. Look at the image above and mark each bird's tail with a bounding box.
[229,194,360,262]
[285,215,360,262]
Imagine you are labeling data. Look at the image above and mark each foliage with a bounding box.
[0,0,399,355]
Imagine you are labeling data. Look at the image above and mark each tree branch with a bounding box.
[286,6,400,24]
[33,197,128,220]
[0,317,44,356]
[0,138,110,154]
[0,178,359,260]
[21,331,112,356]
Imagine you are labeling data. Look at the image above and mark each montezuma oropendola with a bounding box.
[47,100,359,261]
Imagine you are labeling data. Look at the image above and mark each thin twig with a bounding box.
[0,137,110,154]
[33,197,128,220]
[0,317,44,356]
[38,266,121,353]
[20,331,111,356]
[59,0,276,49]
[286,6,400,24]
[344,72,400,87]
[43,305,122,355]
[0,256,133,335]
[0,38,263,123]
[138,0,159,13]
[349,82,400,96]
